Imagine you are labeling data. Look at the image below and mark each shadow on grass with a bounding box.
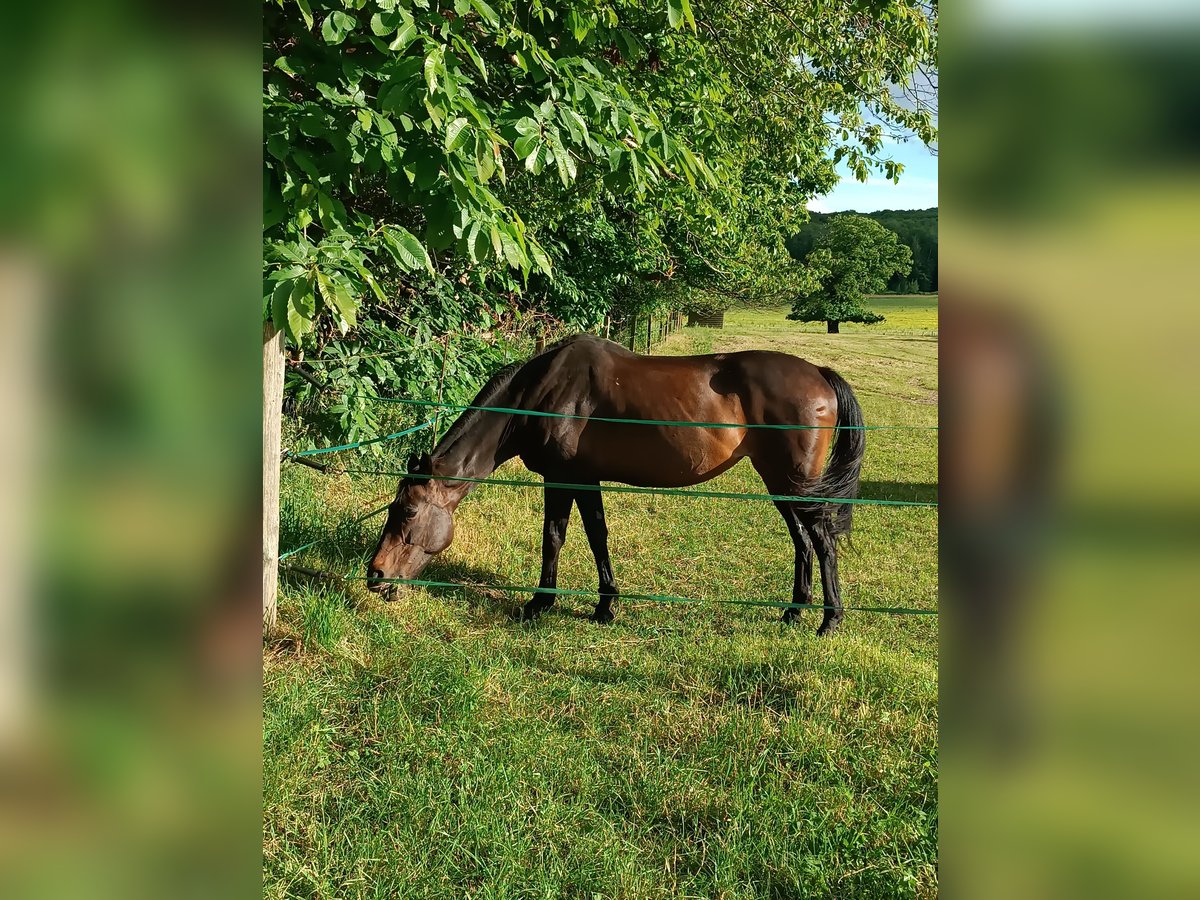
[715,660,804,715]
[398,558,597,624]
[858,480,938,505]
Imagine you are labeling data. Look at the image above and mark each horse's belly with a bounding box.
[570,425,745,488]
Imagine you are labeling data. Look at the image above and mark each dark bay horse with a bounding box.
[367,335,865,634]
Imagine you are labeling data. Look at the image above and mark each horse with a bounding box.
[367,334,865,635]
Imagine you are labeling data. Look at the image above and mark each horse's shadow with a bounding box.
[858,480,938,504]
[375,558,598,624]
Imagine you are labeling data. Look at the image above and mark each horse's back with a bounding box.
[538,336,836,418]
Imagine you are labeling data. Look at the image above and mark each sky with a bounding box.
[808,134,938,213]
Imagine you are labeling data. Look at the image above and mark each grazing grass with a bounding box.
[265,299,938,899]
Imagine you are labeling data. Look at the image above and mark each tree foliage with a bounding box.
[263,0,937,445]
[790,207,937,293]
[787,213,913,333]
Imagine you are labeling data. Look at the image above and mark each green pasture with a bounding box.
[265,298,938,899]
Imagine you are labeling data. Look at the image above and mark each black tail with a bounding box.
[811,366,865,537]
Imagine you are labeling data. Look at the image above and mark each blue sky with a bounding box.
[808,136,938,213]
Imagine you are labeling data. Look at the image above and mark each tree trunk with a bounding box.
[827,320,840,334]
[263,323,285,638]
[646,315,652,354]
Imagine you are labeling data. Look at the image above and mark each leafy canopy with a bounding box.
[788,214,913,327]
[264,0,937,343]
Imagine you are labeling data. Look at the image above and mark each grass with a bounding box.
[265,297,938,899]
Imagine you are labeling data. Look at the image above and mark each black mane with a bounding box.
[433,358,525,452]
[435,336,611,453]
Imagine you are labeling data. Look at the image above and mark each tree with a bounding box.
[788,214,913,333]
[789,208,938,294]
[264,1,937,348]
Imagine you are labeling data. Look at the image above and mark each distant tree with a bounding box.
[788,208,938,293]
[788,214,913,333]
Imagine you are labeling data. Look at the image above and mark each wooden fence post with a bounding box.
[263,322,285,638]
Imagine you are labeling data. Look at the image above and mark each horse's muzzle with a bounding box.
[366,569,400,600]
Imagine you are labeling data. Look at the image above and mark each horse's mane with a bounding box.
[433,360,523,451]
[434,335,600,452]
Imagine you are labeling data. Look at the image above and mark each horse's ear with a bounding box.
[408,451,432,474]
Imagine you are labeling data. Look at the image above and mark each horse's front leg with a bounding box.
[521,484,574,622]
[575,484,618,624]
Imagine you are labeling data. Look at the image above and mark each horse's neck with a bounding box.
[429,383,520,498]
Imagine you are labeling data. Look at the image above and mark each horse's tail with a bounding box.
[811,366,865,538]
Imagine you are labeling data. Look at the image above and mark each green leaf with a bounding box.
[295,0,314,30]
[389,22,417,52]
[445,117,471,154]
[524,144,549,175]
[513,117,539,137]
[315,270,334,311]
[330,277,359,331]
[291,277,316,319]
[424,46,444,95]
[316,271,354,335]
[497,225,525,270]
[475,136,497,182]
[454,36,488,82]
[567,10,593,42]
[470,0,499,26]
[410,149,440,188]
[266,133,289,161]
[513,131,539,159]
[270,278,293,334]
[382,226,434,274]
[529,241,553,277]
[465,220,485,262]
[546,127,576,186]
[284,278,314,343]
[559,107,590,146]
[667,0,683,29]
[321,11,355,45]
[360,267,387,303]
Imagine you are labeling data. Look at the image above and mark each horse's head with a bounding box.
[367,452,456,598]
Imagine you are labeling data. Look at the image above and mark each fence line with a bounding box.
[336,469,938,509]
[278,389,938,618]
[369,396,939,431]
[285,418,437,458]
[283,565,937,618]
[284,396,936,461]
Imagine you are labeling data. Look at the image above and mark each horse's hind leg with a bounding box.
[772,500,814,625]
[804,511,845,636]
[575,484,618,624]
[522,484,574,621]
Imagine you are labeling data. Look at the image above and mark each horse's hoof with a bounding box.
[520,603,546,623]
[589,607,615,624]
[816,620,841,637]
[780,610,801,625]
